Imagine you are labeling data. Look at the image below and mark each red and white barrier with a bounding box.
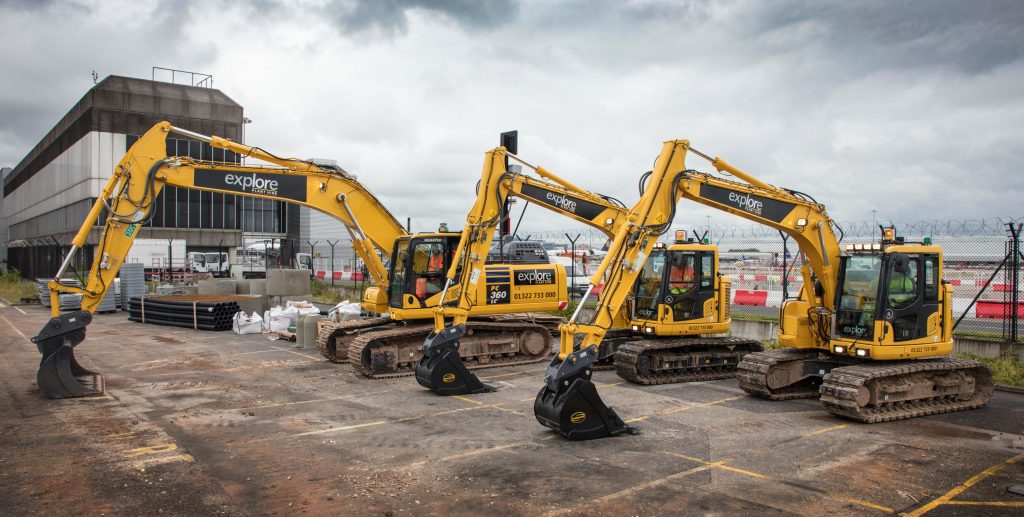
[315,271,365,281]
[733,289,768,306]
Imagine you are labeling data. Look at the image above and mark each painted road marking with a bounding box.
[662,451,894,513]
[942,501,1024,506]
[15,306,26,314]
[452,395,483,405]
[478,367,546,380]
[408,443,525,468]
[903,453,1024,516]
[271,397,541,441]
[624,395,744,423]
[269,345,322,360]
[0,314,31,341]
[803,423,850,438]
[591,463,719,504]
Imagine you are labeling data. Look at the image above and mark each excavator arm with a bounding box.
[535,139,842,439]
[414,145,630,395]
[32,121,409,398]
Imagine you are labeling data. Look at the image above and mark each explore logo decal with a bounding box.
[519,184,606,220]
[513,268,556,285]
[698,184,795,223]
[194,169,307,202]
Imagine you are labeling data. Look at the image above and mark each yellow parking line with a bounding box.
[0,314,31,341]
[943,501,1024,507]
[592,463,719,504]
[286,420,389,438]
[662,451,893,513]
[903,453,1024,516]
[803,423,850,438]
[452,395,483,405]
[408,443,525,468]
[625,395,743,423]
[478,368,546,380]
[269,345,322,360]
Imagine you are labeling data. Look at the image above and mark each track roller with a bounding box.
[534,346,637,440]
[415,324,494,395]
[32,311,105,399]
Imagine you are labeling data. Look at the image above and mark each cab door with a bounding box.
[663,251,716,323]
[881,253,940,342]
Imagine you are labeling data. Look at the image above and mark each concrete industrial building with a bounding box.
[3,75,301,278]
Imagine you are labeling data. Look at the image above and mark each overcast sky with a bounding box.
[1,0,1022,236]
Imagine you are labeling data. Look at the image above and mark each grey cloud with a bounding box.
[321,0,519,36]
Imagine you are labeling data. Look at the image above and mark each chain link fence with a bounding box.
[537,217,1024,343]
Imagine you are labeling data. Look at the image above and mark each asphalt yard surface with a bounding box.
[1,304,1022,516]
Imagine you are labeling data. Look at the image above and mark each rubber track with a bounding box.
[614,337,763,385]
[736,348,826,400]
[347,320,553,379]
[819,358,994,423]
[315,317,393,363]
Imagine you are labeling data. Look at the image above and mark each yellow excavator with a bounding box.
[532,139,992,439]
[414,145,761,395]
[31,121,568,398]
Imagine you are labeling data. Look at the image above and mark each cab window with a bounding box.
[700,254,713,289]
[924,256,939,302]
[667,253,697,296]
[888,258,919,309]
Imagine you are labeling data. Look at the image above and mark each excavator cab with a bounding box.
[630,239,727,335]
[833,243,944,349]
[386,233,463,312]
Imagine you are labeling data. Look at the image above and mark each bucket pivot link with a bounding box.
[415,324,494,395]
[534,345,636,440]
[32,311,104,399]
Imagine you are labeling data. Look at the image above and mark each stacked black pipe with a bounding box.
[128,297,240,331]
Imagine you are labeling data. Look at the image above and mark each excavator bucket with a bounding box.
[533,347,636,440]
[415,324,495,395]
[32,311,104,399]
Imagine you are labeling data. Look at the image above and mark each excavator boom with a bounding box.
[33,121,410,398]
[534,139,989,439]
[415,145,630,395]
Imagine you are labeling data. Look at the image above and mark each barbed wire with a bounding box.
[524,217,1024,243]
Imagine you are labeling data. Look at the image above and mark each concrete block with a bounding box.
[296,314,323,350]
[267,294,316,308]
[266,269,311,296]
[233,295,270,315]
[198,279,237,295]
[235,280,252,294]
[248,279,266,296]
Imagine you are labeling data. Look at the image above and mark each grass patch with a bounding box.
[731,311,778,323]
[311,279,363,305]
[952,330,1005,342]
[0,269,40,304]
[955,353,1024,387]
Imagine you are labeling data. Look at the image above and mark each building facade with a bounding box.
[3,75,301,278]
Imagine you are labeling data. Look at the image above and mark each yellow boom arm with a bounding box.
[47,121,408,315]
[433,147,629,330]
[559,140,841,360]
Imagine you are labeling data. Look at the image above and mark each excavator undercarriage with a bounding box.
[615,336,763,385]
[318,315,563,378]
[737,349,994,423]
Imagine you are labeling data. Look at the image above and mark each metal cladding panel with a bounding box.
[6,75,243,198]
